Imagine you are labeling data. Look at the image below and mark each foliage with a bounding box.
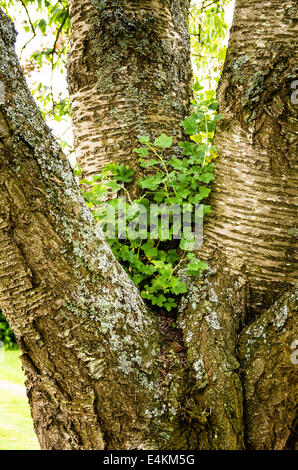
[0,349,40,449]
[77,99,222,312]
[28,0,70,118]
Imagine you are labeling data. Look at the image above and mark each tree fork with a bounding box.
[67,0,248,450]
[67,0,298,449]
[185,0,298,448]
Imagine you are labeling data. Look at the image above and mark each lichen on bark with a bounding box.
[199,0,297,310]
[67,0,192,177]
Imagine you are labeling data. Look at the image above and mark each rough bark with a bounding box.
[200,0,297,311]
[66,0,249,451]
[186,0,298,449]
[67,0,192,177]
[239,288,298,449]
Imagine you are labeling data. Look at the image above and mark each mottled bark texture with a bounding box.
[0,11,197,450]
[188,0,298,449]
[177,264,247,449]
[67,0,192,177]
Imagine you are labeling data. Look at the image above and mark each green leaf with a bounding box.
[208,101,218,110]
[142,241,159,259]
[169,158,187,171]
[170,278,188,295]
[93,183,108,196]
[38,19,47,33]
[138,136,151,145]
[73,167,82,177]
[199,186,211,198]
[180,113,198,135]
[105,163,119,175]
[179,188,190,199]
[166,250,179,264]
[153,191,166,203]
[156,294,167,307]
[138,173,164,190]
[179,233,195,251]
[164,298,177,311]
[193,81,204,92]
[178,141,197,156]
[197,172,214,183]
[203,205,211,215]
[139,159,159,168]
[189,194,203,204]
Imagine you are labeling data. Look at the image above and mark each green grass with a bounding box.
[0,349,40,450]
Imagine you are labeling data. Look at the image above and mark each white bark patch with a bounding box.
[87,358,105,380]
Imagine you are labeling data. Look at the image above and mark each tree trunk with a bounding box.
[239,288,297,449]
[67,0,298,449]
[67,0,192,177]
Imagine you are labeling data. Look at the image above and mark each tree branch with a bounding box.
[0,10,179,450]
[239,288,298,449]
